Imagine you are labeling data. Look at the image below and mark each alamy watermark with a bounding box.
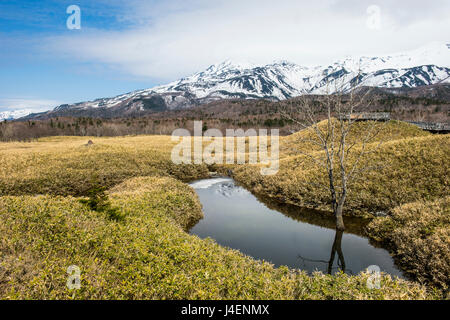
[66,265,81,290]
[171,121,279,175]
[366,265,381,289]
[366,5,381,30]
[66,5,81,30]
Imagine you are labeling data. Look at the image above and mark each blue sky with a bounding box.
[0,0,159,111]
[0,0,449,112]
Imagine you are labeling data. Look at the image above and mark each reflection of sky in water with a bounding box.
[189,178,404,278]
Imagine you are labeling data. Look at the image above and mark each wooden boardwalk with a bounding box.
[338,113,391,121]
[406,121,450,133]
[338,112,449,133]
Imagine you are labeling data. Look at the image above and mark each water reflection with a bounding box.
[328,230,347,274]
[297,230,351,274]
[189,177,404,278]
[253,192,369,237]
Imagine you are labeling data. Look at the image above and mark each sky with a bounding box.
[0,0,449,113]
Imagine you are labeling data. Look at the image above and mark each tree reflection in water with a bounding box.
[298,229,354,275]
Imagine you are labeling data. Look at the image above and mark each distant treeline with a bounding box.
[0,116,297,142]
[1,94,448,141]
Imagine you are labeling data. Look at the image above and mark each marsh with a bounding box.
[190,178,404,278]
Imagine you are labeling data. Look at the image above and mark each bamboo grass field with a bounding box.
[0,120,448,299]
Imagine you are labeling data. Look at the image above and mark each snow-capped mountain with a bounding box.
[0,109,35,121]
[25,42,450,119]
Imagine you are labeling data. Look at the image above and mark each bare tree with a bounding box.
[281,80,386,231]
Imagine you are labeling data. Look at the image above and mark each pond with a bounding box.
[189,177,404,278]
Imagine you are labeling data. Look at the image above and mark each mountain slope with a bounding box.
[23,42,450,119]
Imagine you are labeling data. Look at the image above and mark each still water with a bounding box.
[189,177,404,278]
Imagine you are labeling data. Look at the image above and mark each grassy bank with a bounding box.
[0,177,437,299]
[366,197,450,290]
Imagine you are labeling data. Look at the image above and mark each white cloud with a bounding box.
[44,0,450,80]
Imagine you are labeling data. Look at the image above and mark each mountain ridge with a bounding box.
[16,42,450,120]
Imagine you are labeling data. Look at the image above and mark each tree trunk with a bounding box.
[335,202,345,231]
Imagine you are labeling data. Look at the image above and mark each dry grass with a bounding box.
[366,197,450,290]
[279,120,430,156]
[0,135,209,196]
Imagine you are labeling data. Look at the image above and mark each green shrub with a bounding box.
[0,177,437,300]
